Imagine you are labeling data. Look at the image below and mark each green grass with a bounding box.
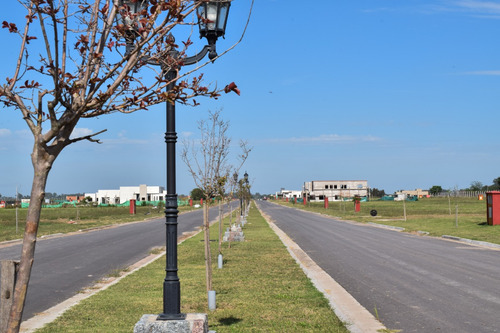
[277,197,500,244]
[0,205,196,242]
[35,204,348,333]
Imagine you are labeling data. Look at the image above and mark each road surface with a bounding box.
[0,203,237,321]
[257,200,500,333]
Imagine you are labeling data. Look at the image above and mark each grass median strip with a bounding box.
[35,204,348,332]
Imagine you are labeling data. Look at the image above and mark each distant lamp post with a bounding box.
[233,172,243,217]
[243,171,249,214]
[233,172,238,187]
[118,0,231,321]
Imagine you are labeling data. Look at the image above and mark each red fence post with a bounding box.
[130,199,136,215]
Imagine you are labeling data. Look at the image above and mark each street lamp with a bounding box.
[243,171,249,215]
[118,0,231,321]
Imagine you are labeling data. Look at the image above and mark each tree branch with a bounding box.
[8,4,33,91]
[68,129,107,144]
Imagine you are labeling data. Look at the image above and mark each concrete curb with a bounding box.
[256,204,386,333]
[441,235,500,250]
[367,222,405,232]
[367,223,500,251]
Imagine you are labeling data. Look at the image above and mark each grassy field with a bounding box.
[0,205,195,242]
[35,204,348,333]
[276,196,500,244]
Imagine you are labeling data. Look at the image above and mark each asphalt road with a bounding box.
[257,200,500,333]
[0,203,237,321]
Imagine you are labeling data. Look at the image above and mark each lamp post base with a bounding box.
[134,313,209,333]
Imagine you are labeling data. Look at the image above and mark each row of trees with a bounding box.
[429,177,500,195]
[254,179,500,201]
[0,193,85,200]
[182,110,251,301]
[466,177,500,191]
[252,189,388,200]
[370,188,386,198]
[190,173,252,203]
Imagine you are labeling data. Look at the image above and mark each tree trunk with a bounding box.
[227,199,232,249]
[218,200,222,255]
[203,202,212,292]
[7,141,54,333]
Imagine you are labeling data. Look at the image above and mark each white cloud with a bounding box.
[462,70,500,75]
[427,0,500,17]
[451,0,500,14]
[266,134,382,145]
[70,128,94,139]
[367,1,500,17]
[15,129,31,136]
[103,132,149,145]
[0,129,11,137]
[180,131,194,138]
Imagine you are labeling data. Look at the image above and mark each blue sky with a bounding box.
[1,0,500,197]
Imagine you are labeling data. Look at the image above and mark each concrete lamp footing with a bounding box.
[134,313,209,333]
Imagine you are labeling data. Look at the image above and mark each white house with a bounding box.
[85,185,166,205]
[303,180,368,202]
[276,189,303,199]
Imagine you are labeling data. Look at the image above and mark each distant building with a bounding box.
[276,189,302,199]
[85,185,166,205]
[303,180,368,202]
[66,195,86,203]
[396,189,429,198]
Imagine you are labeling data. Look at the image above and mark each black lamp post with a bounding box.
[243,171,249,215]
[118,0,231,321]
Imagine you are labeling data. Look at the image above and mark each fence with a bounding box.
[435,191,487,198]
[20,200,191,209]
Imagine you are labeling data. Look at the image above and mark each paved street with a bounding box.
[257,200,500,333]
[0,203,237,321]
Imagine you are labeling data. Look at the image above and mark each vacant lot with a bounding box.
[0,205,195,242]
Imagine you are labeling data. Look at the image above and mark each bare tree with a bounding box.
[219,141,250,253]
[182,109,229,294]
[0,1,242,331]
[182,110,250,295]
[226,140,252,236]
[216,174,227,257]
